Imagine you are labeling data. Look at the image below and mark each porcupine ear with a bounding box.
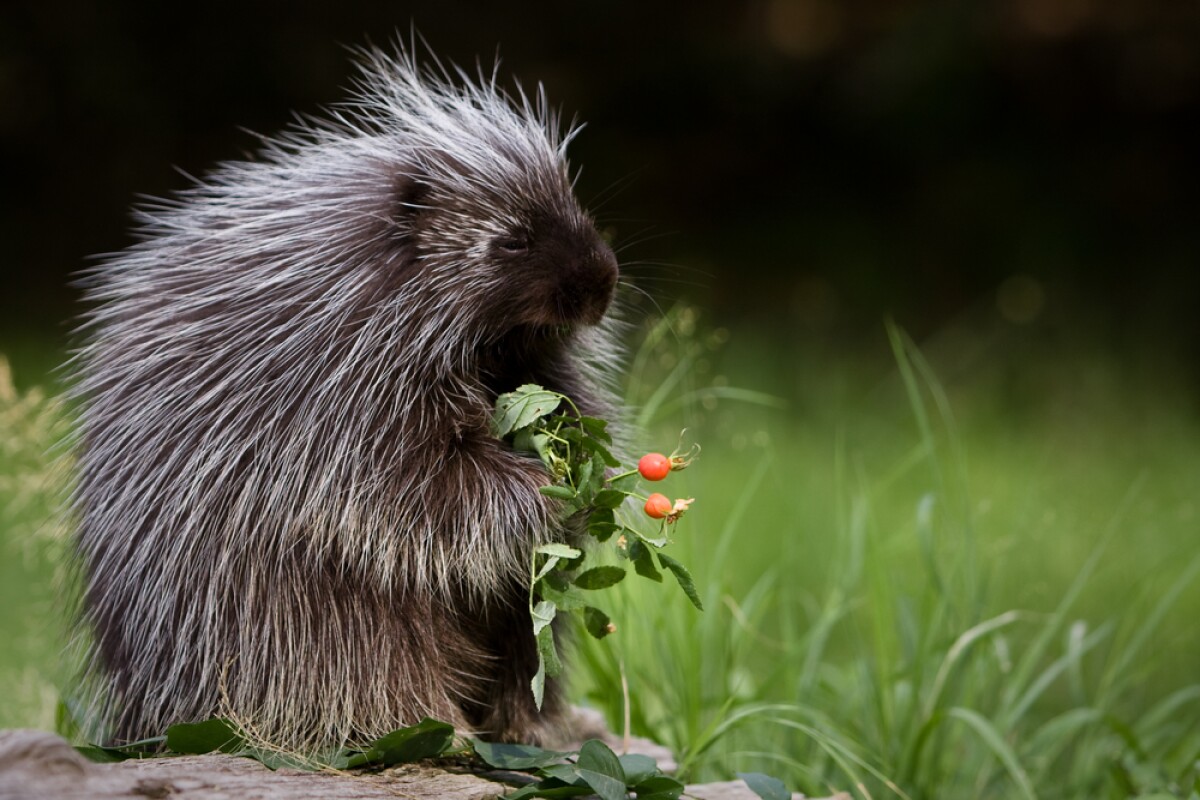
[391,166,431,227]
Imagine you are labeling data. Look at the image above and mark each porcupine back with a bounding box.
[68,44,623,751]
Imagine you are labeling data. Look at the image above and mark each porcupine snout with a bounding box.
[572,238,619,325]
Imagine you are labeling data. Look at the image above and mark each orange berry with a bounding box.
[644,493,672,519]
[638,452,671,481]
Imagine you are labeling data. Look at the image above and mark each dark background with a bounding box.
[2,0,1198,379]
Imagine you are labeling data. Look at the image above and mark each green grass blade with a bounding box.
[946,707,1037,800]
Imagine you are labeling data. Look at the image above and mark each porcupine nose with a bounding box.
[578,239,619,325]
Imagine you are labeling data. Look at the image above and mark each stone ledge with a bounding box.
[0,728,840,800]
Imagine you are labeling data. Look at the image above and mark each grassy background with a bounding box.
[2,311,1198,798]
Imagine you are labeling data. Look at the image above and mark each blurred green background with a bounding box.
[2,1,1199,796]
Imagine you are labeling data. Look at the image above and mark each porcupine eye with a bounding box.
[494,233,531,254]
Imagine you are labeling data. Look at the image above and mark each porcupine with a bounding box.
[69,44,623,751]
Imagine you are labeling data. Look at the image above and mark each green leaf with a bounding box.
[574,566,627,590]
[507,782,595,800]
[251,749,316,770]
[578,415,612,443]
[618,753,659,785]
[537,543,582,560]
[513,429,557,469]
[532,600,558,637]
[342,718,456,768]
[657,553,703,610]
[538,582,588,612]
[633,775,686,799]
[471,739,572,770]
[75,745,137,763]
[540,485,578,500]
[537,623,563,678]
[587,455,607,494]
[591,489,627,510]
[587,508,618,542]
[579,436,621,467]
[531,654,547,711]
[583,606,614,639]
[575,739,627,800]
[738,771,790,800]
[164,718,242,754]
[493,385,563,436]
[946,707,1036,800]
[629,540,663,582]
[576,458,595,500]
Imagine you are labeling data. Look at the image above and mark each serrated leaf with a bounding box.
[658,553,703,610]
[540,485,578,500]
[583,606,613,639]
[574,566,627,590]
[532,600,558,637]
[588,508,617,542]
[538,582,589,611]
[537,543,582,560]
[588,455,607,493]
[579,437,621,467]
[629,540,663,582]
[618,753,658,785]
[164,718,242,754]
[537,623,563,678]
[633,775,686,799]
[576,459,594,501]
[578,415,612,442]
[533,555,563,584]
[531,654,547,710]
[471,739,573,770]
[610,472,639,492]
[493,386,563,436]
[738,772,790,800]
[592,489,627,510]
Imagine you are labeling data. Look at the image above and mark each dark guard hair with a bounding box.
[68,43,623,750]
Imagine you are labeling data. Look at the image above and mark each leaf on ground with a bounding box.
[164,718,242,755]
[618,753,659,785]
[575,739,627,800]
[471,739,573,770]
[75,745,138,763]
[738,771,791,800]
[633,775,686,799]
[354,718,456,767]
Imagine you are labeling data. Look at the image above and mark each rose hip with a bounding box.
[644,493,672,519]
[638,453,671,481]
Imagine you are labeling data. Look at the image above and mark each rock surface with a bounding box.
[0,727,837,799]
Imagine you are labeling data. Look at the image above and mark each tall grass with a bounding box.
[0,357,72,732]
[573,313,1200,799]
[2,313,1199,798]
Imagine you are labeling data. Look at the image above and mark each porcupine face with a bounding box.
[398,154,619,336]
